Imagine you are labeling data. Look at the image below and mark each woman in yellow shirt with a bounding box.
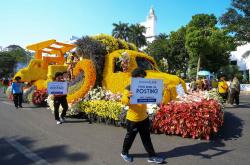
[120,68,164,164]
[218,76,228,102]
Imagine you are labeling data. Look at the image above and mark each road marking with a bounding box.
[4,138,51,165]
[2,101,13,106]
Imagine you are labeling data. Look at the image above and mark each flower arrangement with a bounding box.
[152,92,224,140]
[67,59,96,103]
[92,34,119,54]
[32,89,48,106]
[75,86,123,124]
[204,89,224,106]
[117,39,129,50]
[79,100,124,122]
[46,94,81,116]
[84,86,122,102]
[27,89,35,103]
[127,42,138,51]
[177,90,223,106]
[68,102,82,115]
[23,85,35,103]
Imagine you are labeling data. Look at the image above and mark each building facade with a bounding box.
[230,43,250,81]
[140,8,157,43]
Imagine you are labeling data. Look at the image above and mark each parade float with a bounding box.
[10,34,224,140]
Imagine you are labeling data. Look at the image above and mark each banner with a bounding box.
[47,82,68,94]
[130,78,163,104]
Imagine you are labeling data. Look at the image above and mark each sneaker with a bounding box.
[60,117,65,123]
[19,106,23,108]
[120,153,133,162]
[56,121,62,125]
[148,156,164,164]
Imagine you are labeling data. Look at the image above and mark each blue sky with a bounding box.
[0,0,231,48]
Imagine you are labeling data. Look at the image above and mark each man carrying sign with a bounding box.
[120,68,164,164]
[52,72,69,125]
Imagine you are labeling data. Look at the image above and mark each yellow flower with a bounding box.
[67,59,96,103]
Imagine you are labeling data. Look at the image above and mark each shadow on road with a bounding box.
[0,136,90,164]
[132,140,232,161]
[64,120,89,124]
[215,111,244,141]
[161,140,232,159]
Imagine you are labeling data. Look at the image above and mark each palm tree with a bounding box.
[128,24,147,48]
[156,33,168,40]
[112,21,130,41]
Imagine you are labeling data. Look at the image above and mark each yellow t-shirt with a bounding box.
[121,89,148,122]
[218,81,228,94]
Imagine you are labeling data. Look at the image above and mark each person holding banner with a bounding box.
[53,72,69,125]
[120,68,164,164]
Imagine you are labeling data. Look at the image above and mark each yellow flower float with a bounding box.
[14,36,186,105]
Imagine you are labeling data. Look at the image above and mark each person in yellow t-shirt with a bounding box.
[120,68,164,164]
[218,75,229,102]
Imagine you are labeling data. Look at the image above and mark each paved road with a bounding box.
[0,93,249,165]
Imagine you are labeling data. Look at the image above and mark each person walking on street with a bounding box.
[53,72,69,125]
[11,76,24,109]
[120,68,164,164]
[218,75,229,103]
[229,75,240,106]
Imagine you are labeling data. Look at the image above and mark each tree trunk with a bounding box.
[196,55,201,80]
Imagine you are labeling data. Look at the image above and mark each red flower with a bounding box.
[152,99,224,140]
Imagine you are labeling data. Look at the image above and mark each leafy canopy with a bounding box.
[220,0,250,43]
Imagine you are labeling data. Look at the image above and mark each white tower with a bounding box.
[141,8,157,43]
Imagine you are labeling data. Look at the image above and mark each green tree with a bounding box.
[144,33,171,72]
[112,21,130,41]
[185,14,235,78]
[128,23,147,48]
[0,45,29,77]
[168,27,189,77]
[112,22,147,48]
[220,0,250,43]
[145,28,189,76]
[0,51,15,77]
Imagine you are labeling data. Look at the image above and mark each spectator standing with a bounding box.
[229,75,241,106]
[218,75,229,102]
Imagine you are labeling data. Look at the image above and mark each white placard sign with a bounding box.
[47,82,68,94]
[130,78,163,104]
